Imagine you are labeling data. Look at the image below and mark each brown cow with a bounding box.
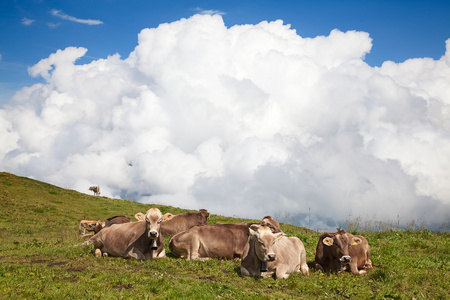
[135,209,210,236]
[241,224,309,279]
[168,217,282,260]
[314,230,372,275]
[93,215,132,234]
[161,209,210,236]
[77,208,173,260]
[88,185,101,196]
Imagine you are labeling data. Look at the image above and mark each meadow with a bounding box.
[0,172,449,299]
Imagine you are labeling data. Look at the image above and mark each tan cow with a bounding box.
[79,215,132,237]
[241,224,309,279]
[79,220,103,235]
[88,185,101,196]
[314,230,372,275]
[168,217,283,261]
[77,208,173,260]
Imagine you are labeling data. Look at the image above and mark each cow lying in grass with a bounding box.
[240,224,309,279]
[314,230,372,275]
[135,209,210,237]
[77,208,173,260]
[168,216,283,260]
[79,215,132,238]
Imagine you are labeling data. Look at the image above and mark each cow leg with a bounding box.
[94,248,102,257]
[365,258,373,270]
[188,238,200,260]
[275,267,290,279]
[126,248,146,260]
[153,248,166,258]
[314,263,324,272]
[300,251,310,276]
[93,240,104,258]
[348,262,361,275]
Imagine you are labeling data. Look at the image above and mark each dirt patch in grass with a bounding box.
[113,284,133,291]
[67,267,85,272]
[49,261,67,266]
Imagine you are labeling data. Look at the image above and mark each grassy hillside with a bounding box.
[0,172,449,299]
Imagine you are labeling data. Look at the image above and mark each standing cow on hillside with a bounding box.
[314,229,372,275]
[88,185,101,196]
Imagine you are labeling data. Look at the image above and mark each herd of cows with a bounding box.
[76,208,373,280]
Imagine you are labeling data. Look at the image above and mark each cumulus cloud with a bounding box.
[50,9,103,25]
[1,14,449,230]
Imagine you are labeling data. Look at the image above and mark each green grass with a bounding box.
[0,172,449,299]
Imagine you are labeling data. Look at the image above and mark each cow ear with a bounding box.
[249,224,260,237]
[162,213,173,221]
[323,237,334,246]
[135,213,145,221]
[274,232,284,241]
[351,237,362,246]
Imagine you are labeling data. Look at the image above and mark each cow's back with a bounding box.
[94,215,132,234]
[94,221,146,257]
[169,223,252,260]
[161,211,209,236]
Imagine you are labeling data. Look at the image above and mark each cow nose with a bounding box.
[148,230,158,238]
[340,255,352,263]
[267,253,276,261]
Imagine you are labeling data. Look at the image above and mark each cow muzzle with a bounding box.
[265,253,276,262]
[148,230,158,239]
[339,255,352,263]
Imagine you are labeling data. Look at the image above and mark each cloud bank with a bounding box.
[1,15,449,230]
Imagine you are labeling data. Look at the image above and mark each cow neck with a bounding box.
[251,237,268,272]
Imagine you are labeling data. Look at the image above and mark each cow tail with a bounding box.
[74,239,94,247]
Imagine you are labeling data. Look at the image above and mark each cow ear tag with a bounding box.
[352,241,358,245]
[323,237,333,246]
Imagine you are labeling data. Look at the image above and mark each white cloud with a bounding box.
[47,22,61,28]
[50,9,103,25]
[193,7,226,16]
[1,14,449,230]
[22,17,35,26]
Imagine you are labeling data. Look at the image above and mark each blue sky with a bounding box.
[1,0,450,102]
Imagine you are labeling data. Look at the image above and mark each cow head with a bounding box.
[198,209,210,224]
[79,220,104,234]
[144,208,173,240]
[261,216,283,233]
[249,224,284,262]
[322,231,362,265]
